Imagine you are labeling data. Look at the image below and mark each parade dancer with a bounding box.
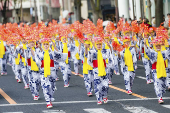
[87,37,112,105]
[140,33,153,84]
[72,33,81,75]
[144,37,170,104]
[50,35,61,81]
[16,37,29,89]
[59,35,78,87]
[26,40,41,100]
[13,42,23,83]
[119,36,137,95]
[102,34,113,84]
[111,31,121,75]
[0,39,8,75]
[80,38,94,96]
[34,38,67,108]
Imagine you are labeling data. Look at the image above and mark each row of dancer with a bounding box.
[0,19,170,108]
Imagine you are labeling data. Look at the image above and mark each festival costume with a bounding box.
[80,39,94,96]
[35,39,67,107]
[26,46,41,99]
[145,37,170,103]
[0,40,8,75]
[87,37,111,104]
[119,37,137,94]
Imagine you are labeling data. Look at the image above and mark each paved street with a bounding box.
[0,61,170,113]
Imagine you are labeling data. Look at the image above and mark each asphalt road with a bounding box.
[0,61,170,113]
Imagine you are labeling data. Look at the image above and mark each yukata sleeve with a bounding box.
[139,41,143,53]
[25,49,31,59]
[145,46,157,64]
[79,47,85,61]
[165,47,170,60]
[131,48,137,63]
[87,50,93,67]
[120,51,125,67]
[35,52,42,68]
[5,45,10,54]
[53,50,68,62]
[31,51,36,62]
[108,50,114,67]
[13,46,20,58]
[70,44,79,63]
[17,47,25,58]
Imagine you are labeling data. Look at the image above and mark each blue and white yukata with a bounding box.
[35,48,67,104]
[50,41,62,80]
[87,49,112,102]
[145,46,170,99]
[72,40,81,74]
[140,39,152,82]
[164,39,170,89]
[113,38,124,75]
[26,47,41,97]
[7,45,13,66]
[9,44,18,79]
[102,43,114,83]
[15,45,29,87]
[13,46,23,81]
[59,42,78,86]
[0,41,8,75]
[112,50,120,74]
[120,47,137,91]
[80,46,94,94]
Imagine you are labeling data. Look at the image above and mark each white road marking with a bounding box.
[136,76,153,82]
[84,108,111,113]
[124,106,158,113]
[3,112,23,113]
[162,105,170,109]
[136,76,146,80]
[42,110,65,113]
[0,97,170,107]
[137,64,144,67]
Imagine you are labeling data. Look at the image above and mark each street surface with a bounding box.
[0,61,170,113]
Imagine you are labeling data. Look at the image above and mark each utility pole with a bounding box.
[34,0,38,24]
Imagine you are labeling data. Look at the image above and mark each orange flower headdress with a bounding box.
[122,22,131,35]
[105,22,116,33]
[151,36,163,45]
[82,19,95,35]
[131,20,139,33]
